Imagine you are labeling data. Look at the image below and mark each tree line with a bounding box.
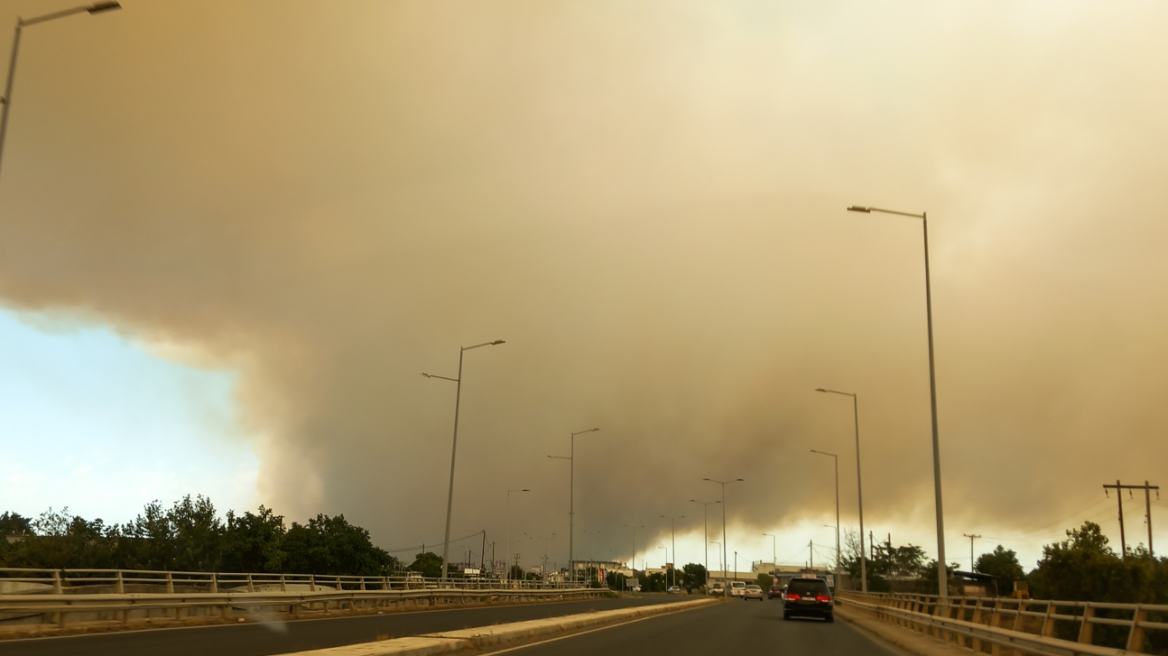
[0,496,452,577]
[840,521,1168,606]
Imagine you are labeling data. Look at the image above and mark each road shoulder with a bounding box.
[835,605,974,656]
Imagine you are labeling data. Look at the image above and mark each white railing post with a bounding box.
[1127,605,1147,653]
[1078,605,1095,646]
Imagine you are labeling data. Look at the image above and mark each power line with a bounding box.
[386,530,486,555]
[993,497,1113,541]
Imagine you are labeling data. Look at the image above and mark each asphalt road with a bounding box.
[2,594,692,656]
[500,597,906,656]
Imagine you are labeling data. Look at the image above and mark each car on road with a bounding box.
[709,582,725,596]
[768,582,785,599]
[743,584,764,601]
[667,585,682,594]
[782,576,833,622]
[729,581,747,598]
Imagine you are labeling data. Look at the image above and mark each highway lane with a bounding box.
[2,594,693,656]
[499,598,906,656]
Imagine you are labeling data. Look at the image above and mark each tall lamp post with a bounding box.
[659,546,668,590]
[0,2,122,183]
[710,542,721,577]
[505,488,529,583]
[690,499,720,587]
[624,524,643,587]
[703,477,744,588]
[847,204,947,600]
[423,339,506,580]
[548,427,600,583]
[814,390,866,591]
[661,514,684,591]
[810,449,842,592]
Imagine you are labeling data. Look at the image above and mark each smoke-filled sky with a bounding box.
[1,0,1166,573]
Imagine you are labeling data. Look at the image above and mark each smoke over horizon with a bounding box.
[1,0,1166,569]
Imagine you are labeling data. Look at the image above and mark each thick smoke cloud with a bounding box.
[1,0,1166,568]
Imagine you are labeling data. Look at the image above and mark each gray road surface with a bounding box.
[500,597,905,656]
[2,594,692,656]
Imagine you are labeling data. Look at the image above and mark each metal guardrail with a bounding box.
[0,567,575,593]
[839,591,1168,655]
[0,584,607,630]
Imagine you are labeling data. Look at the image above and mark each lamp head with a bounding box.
[88,1,122,13]
[846,206,871,213]
[491,340,505,345]
[815,388,827,393]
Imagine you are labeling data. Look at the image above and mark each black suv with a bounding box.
[782,577,833,622]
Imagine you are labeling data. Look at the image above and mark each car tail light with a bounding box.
[816,595,832,602]
[785,593,799,600]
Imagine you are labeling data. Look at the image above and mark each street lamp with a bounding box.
[847,204,947,600]
[823,525,840,589]
[690,499,720,587]
[710,542,721,576]
[548,427,600,583]
[661,514,684,591]
[814,389,866,591]
[624,524,643,586]
[505,488,529,583]
[0,2,122,183]
[659,546,668,591]
[423,339,506,580]
[810,449,843,592]
[703,477,744,588]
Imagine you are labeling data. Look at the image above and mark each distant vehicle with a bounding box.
[782,576,833,622]
[743,584,764,601]
[768,582,785,599]
[709,582,725,596]
[729,581,747,598]
[631,584,641,592]
[667,585,682,594]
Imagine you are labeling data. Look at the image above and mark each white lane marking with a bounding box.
[481,600,718,654]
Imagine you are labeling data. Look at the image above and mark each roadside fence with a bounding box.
[0,567,605,631]
[838,591,1168,655]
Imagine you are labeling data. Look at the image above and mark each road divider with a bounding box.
[271,597,719,656]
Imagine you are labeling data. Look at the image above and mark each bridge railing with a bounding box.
[0,584,606,631]
[0,567,581,594]
[838,590,1168,655]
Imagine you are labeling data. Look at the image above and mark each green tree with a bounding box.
[0,512,32,536]
[1029,522,1153,603]
[284,514,394,576]
[680,563,707,590]
[757,572,774,589]
[2,508,115,570]
[975,544,1024,589]
[410,551,456,578]
[220,506,288,573]
[638,571,666,592]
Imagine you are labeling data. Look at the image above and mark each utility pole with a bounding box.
[963,534,981,572]
[809,540,813,570]
[1104,480,1160,560]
